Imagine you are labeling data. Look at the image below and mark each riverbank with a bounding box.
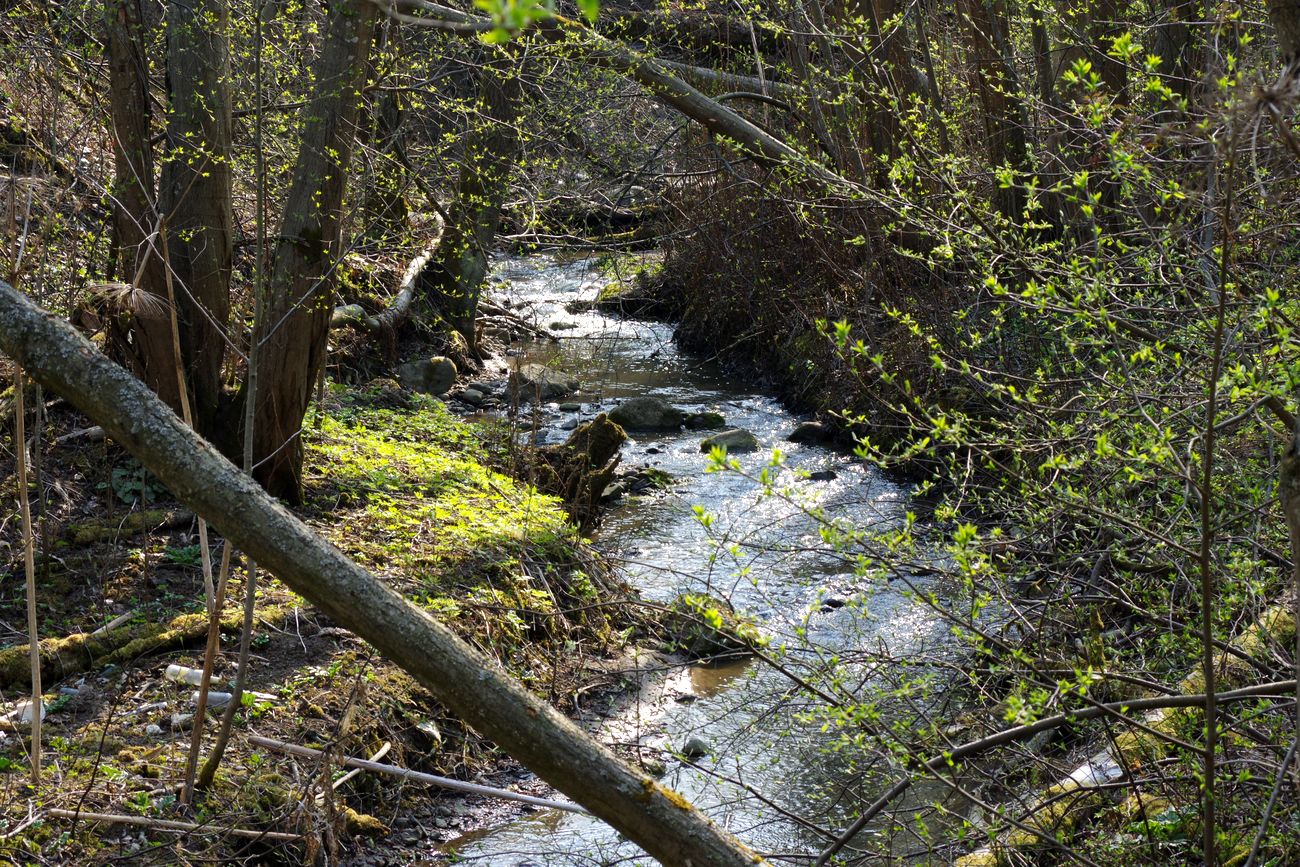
[0,376,648,864]
[629,176,1300,865]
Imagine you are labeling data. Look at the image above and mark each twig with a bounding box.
[813,679,1299,865]
[249,735,591,814]
[330,741,391,792]
[15,369,41,786]
[47,808,303,842]
[90,611,134,636]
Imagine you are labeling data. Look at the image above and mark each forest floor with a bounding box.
[0,375,656,864]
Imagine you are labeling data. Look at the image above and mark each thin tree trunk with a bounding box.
[0,278,768,867]
[425,48,523,352]
[1029,1,1056,108]
[958,0,1031,220]
[15,370,41,786]
[362,19,410,243]
[103,0,180,411]
[240,0,376,502]
[158,0,233,436]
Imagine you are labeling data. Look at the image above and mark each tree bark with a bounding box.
[240,0,376,503]
[159,0,234,436]
[1268,0,1300,62]
[104,0,181,412]
[0,278,768,867]
[424,49,523,351]
[958,0,1031,220]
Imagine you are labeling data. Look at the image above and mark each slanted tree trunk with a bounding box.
[0,278,769,867]
[104,0,180,412]
[158,0,233,436]
[425,48,523,353]
[241,0,376,502]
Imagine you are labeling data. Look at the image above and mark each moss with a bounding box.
[342,807,388,837]
[639,777,695,811]
[0,605,286,691]
[301,392,633,684]
[685,411,726,430]
[598,281,628,302]
[68,509,188,545]
[957,779,1107,866]
[304,396,574,581]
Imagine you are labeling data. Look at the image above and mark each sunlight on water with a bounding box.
[441,254,956,865]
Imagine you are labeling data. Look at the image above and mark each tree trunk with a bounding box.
[1029,1,1057,108]
[1268,0,1300,62]
[104,0,181,412]
[362,20,410,244]
[1086,0,1127,102]
[425,49,523,352]
[857,0,922,161]
[159,0,234,436]
[242,0,376,503]
[0,278,769,867]
[958,0,1031,220]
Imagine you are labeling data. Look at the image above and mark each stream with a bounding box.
[444,254,962,864]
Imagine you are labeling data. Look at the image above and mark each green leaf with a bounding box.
[578,0,599,23]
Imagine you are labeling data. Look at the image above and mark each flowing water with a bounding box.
[440,254,962,865]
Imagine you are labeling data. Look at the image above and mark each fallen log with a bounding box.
[330,223,444,336]
[0,278,765,867]
[0,607,261,691]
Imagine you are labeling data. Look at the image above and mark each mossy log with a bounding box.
[0,605,278,691]
[67,508,194,545]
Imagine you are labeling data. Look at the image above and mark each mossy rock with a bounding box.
[700,429,759,454]
[659,593,761,661]
[685,411,726,430]
[343,807,388,837]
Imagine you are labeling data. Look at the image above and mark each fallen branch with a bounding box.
[331,224,444,335]
[67,508,195,546]
[330,741,391,792]
[47,809,303,843]
[0,606,274,691]
[478,299,556,340]
[251,736,590,814]
[54,425,105,446]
